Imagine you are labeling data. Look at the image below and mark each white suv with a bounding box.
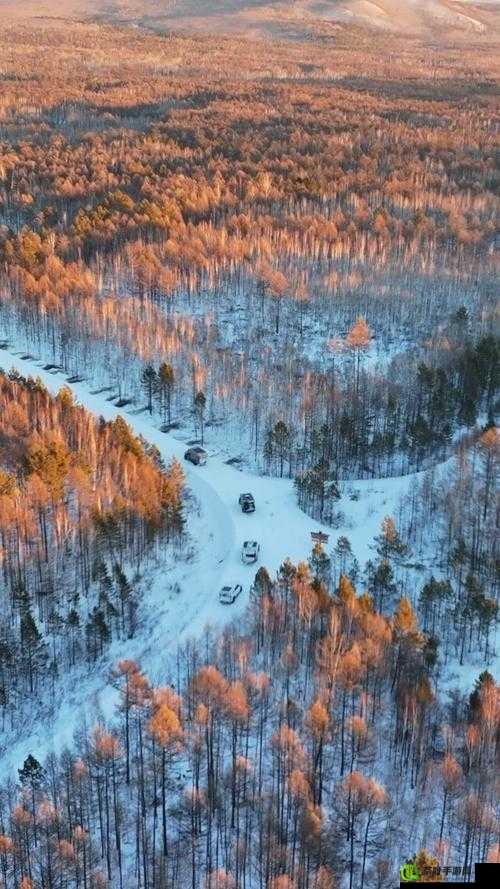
[219,584,243,604]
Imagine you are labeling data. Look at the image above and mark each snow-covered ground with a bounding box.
[0,346,420,774]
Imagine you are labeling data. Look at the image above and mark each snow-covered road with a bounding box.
[1,348,339,629]
[0,346,416,770]
[1,347,416,627]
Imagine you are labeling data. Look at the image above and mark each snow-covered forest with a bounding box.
[0,368,184,708]
[0,8,498,888]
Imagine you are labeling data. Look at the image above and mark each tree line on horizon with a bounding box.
[0,15,497,503]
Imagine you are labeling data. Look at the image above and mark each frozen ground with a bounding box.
[0,345,420,774]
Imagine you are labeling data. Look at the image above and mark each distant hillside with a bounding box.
[1,0,499,39]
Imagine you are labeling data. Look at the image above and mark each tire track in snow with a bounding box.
[0,349,237,637]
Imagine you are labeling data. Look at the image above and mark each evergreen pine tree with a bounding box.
[309,542,331,585]
[20,610,47,694]
[113,563,133,637]
[367,559,397,612]
[194,390,206,445]
[19,754,45,842]
[158,362,175,425]
[141,364,158,415]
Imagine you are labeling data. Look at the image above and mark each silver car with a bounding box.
[219,584,243,604]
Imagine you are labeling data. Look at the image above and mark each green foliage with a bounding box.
[309,542,331,584]
[265,421,292,478]
[469,670,495,717]
[110,416,144,458]
[142,365,158,414]
[25,436,71,500]
[18,754,45,791]
[366,559,397,612]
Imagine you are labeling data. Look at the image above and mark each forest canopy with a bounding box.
[0,11,498,889]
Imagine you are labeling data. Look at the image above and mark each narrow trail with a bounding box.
[1,346,420,610]
[0,347,336,642]
[2,349,235,611]
[0,346,416,771]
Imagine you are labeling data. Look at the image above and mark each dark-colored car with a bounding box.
[238,493,255,513]
[184,446,207,466]
[242,541,260,564]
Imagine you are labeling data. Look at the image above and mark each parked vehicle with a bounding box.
[242,541,260,564]
[184,446,207,465]
[238,492,255,513]
[219,583,243,604]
